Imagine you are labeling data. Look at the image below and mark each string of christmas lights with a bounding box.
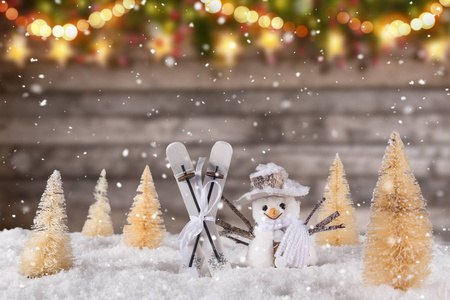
[0,0,139,40]
[1,0,449,41]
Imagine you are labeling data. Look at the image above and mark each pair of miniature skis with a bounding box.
[166,141,232,277]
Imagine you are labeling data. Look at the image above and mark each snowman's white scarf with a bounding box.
[257,217,310,268]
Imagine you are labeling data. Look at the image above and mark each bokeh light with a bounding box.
[5,7,18,20]
[63,24,78,41]
[89,12,106,29]
[337,12,350,24]
[348,18,361,31]
[296,25,308,38]
[222,3,234,15]
[77,19,90,32]
[234,6,249,23]
[431,3,443,15]
[52,25,65,38]
[258,15,271,28]
[271,17,284,30]
[361,21,373,34]
[411,18,423,31]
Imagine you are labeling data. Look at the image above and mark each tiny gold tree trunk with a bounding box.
[316,154,359,246]
[19,170,73,277]
[82,169,114,237]
[363,132,434,291]
[123,165,165,249]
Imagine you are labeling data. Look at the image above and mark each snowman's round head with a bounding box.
[251,196,300,224]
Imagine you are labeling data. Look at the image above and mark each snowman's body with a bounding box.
[247,196,318,269]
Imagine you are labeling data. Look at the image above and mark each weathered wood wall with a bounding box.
[1,58,449,242]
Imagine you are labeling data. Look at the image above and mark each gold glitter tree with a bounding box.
[82,169,114,237]
[316,154,359,246]
[363,132,434,290]
[123,165,164,249]
[19,170,73,277]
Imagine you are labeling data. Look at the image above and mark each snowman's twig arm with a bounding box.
[309,224,345,235]
[216,219,255,240]
[221,195,254,234]
[304,197,326,225]
[314,211,340,228]
[221,234,249,246]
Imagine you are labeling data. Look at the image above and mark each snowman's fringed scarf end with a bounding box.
[256,218,310,268]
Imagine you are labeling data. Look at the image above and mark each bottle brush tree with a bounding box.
[316,154,359,246]
[123,165,164,249]
[363,132,434,290]
[19,170,73,277]
[82,169,114,237]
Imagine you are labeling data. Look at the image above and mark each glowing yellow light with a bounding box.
[411,18,423,31]
[52,25,65,38]
[89,12,106,29]
[49,39,73,67]
[26,24,33,35]
[327,30,345,59]
[216,34,241,66]
[399,23,411,36]
[431,3,443,15]
[439,0,450,7]
[77,19,89,32]
[123,0,135,10]
[425,38,448,61]
[31,19,47,36]
[63,24,78,41]
[247,10,259,23]
[379,27,396,48]
[234,6,249,23]
[257,30,281,54]
[101,9,113,21]
[258,15,271,28]
[113,4,125,17]
[40,25,52,37]
[5,34,30,67]
[201,0,211,3]
[271,17,284,30]
[389,20,403,37]
[222,3,234,15]
[361,21,373,34]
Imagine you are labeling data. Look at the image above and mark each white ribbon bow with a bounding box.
[178,157,222,270]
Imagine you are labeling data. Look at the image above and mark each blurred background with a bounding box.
[0,0,449,242]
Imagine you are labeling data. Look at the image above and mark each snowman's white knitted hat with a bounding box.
[236,163,309,202]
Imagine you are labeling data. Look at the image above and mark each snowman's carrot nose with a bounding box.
[268,208,279,218]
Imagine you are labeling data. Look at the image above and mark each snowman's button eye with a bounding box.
[262,205,268,211]
[280,203,286,210]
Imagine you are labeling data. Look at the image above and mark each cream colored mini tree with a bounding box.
[316,154,359,246]
[123,165,164,249]
[363,132,434,291]
[82,169,114,237]
[19,170,73,277]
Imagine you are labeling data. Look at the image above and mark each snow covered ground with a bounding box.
[1,228,449,300]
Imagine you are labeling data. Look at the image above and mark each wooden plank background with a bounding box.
[1,58,449,242]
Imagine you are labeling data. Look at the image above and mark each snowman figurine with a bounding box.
[237,163,318,269]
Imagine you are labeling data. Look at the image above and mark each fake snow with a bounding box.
[1,228,449,299]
